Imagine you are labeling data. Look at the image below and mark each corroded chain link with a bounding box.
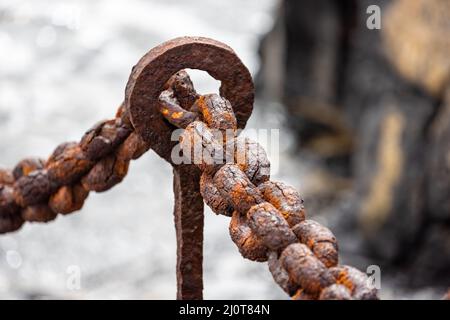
[160,72,379,300]
[0,72,199,233]
[0,108,145,231]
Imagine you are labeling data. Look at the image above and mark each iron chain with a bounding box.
[0,67,378,300]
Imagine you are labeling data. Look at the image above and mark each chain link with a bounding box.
[0,81,188,232]
[159,71,379,300]
[0,68,378,300]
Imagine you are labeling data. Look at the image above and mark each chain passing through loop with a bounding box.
[158,71,379,300]
[0,37,378,300]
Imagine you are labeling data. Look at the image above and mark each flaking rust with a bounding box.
[0,37,255,300]
[125,36,254,162]
[229,210,269,262]
[157,63,379,300]
[125,36,255,300]
[292,220,338,268]
[0,37,380,300]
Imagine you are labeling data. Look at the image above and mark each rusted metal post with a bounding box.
[0,36,381,300]
[173,165,204,299]
[126,37,254,299]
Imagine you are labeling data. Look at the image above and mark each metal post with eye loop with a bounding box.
[124,36,254,300]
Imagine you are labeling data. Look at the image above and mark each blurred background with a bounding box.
[0,0,449,299]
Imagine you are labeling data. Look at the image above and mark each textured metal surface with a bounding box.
[173,165,204,300]
[0,37,379,300]
[125,36,254,162]
[0,36,254,299]
[124,37,255,299]
[160,80,379,300]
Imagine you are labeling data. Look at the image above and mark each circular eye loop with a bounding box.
[125,36,254,163]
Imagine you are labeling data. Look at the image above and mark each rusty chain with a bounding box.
[0,100,152,230]
[159,72,379,301]
[0,37,378,300]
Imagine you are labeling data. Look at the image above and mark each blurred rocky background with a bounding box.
[0,0,448,299]
[258,0,450,295]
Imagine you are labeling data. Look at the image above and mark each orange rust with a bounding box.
[229,211,268,262]
[49,184,89,215]
[319,284,352,300]
[223,113,234,123]
[292,220,338,268]
[200,172,233,216]
[115,157,130,177]
[0,35,380,300]
[0,169,14,185]
[171,111,184,119]
[116,132,149,161]
[23,166,35,176]
[21,204,57,222]
[46,144,94,185]
[49,186,74,213]
[13,158,45,180]
[258,181,305,227]
[198,98,213,125]
[336,270,355,292]
[292,288,317,300]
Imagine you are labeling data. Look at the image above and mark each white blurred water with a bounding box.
[0,0,305,299]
